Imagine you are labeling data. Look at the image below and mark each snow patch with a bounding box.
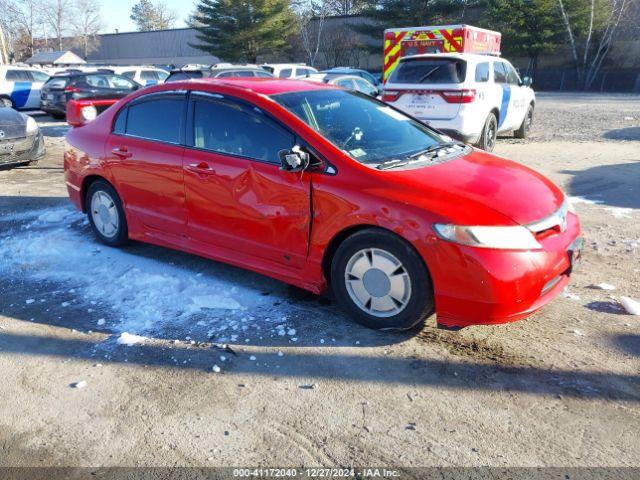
[605,207,633,219]
[592,283,616,291]
[116,332,147,346]
[568,196,603,206]
[620,297,640,316]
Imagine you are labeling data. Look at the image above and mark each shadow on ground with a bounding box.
[561,162,640,209]
[603,127,640,141]
[611,334,640,358]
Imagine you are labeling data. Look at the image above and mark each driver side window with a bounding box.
[190,96,295,164]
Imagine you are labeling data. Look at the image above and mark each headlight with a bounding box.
[81,105,97,121]
[26,116,38,135]
[433,224,542,250]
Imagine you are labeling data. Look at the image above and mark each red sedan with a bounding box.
[64,78,582,331]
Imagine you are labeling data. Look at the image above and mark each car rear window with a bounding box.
[45,76,70,89]
[389,58,467,84]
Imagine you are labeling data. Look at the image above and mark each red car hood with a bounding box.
[382,149,565,226]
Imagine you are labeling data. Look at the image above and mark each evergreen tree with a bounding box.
[190,0,297,63]
[486,0,561,76]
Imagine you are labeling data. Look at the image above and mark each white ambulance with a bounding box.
[381,26,535,151]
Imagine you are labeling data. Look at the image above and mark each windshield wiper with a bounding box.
[417,65,442,83]
[407,141,463,159]
[376,142,466,170]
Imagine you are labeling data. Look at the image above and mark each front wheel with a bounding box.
[331,228,434,330]
[86,180,129,247]
[476,113,498,152]
[514,104,534,139]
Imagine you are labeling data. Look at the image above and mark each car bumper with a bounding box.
[419,213,582,329]
[418,113,483,145]
[0,131,45,167]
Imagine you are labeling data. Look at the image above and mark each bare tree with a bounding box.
[44,0,73,51]
[557,0,631,89]
[325,0,365,15]
[71,0,103,58]
[320,22,366,68]
[294,0,329,67]
[130,0,177,31]
[0,0,43,59]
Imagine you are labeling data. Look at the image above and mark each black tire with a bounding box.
[514,103,534,139]
[50,112,66,120]
[0,97,14,109]
[86,180,129,247]
[330,228,434,330]
[475,112,498,152]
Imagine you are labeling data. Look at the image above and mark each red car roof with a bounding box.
[190,77,337,95]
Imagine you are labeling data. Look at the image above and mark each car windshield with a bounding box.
[389,58,466,84]
[273,89,444,165]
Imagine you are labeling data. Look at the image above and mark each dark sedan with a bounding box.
[40,72,139,119]
[0,108,45,168]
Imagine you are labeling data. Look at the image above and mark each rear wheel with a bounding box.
[86,180,128,247]
[514,103,534,139]
[331,228,434,330]
[476,112,498,152]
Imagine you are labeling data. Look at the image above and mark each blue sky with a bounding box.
[102,0,194,33]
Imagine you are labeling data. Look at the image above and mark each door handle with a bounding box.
[186,161,216,174]
[111,147,132,158]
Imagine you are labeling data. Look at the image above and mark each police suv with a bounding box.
[0,66,50,110]
[382,53,535,151]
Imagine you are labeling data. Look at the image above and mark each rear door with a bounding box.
[5,69,37,109]
[183,92,311,269]
[105,92,188,236]
[77,74,137,100]
[384,57,466,121]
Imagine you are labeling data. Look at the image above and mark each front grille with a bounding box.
[527,199,569,238]
[0,135,37,164]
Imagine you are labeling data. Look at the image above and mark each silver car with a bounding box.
[0,108,45,168]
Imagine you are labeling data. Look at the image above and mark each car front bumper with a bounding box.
[0,131,45,167]
[419,212,582,329]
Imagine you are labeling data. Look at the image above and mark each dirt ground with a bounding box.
[0,93,638,471]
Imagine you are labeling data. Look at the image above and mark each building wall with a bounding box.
[86,28,220,67]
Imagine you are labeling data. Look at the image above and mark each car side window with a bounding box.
[113,107,127,134]
[31,70,50,82]
[493,62,508,84]
[125,96,184,144]
[6,69,32,81]
[191,96,295,164]
[122,71,136,79]
[141,70,158,81]
[475,62,490,82]
[503,63,521,85]
[354,78,375,96]
[335,78,354,89]
[254,70,272,78]
[279,68,292,78]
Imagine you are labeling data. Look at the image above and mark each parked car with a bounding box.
[165,66,274,83]
[305,73,379,97]
[0,108,45,168]
[64,78,581,331]
[382,53,535,151]
[0,66,50,110]
[110,67,170,86]
[322,67,381,87]
[262,63,318,78]
[40,72,139,119]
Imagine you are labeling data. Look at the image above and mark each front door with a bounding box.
[183,93,311,269]
[105,92,187,236]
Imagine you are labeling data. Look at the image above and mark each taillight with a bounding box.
[440,89,476,103]
[381,90,401,102]
[64,85,80,93]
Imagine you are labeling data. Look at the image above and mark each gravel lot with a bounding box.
[0,93,639,472]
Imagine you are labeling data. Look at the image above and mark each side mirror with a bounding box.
[278,145,310,172]
[522,76,533,87]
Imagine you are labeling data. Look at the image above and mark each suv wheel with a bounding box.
[86,180,128,247]
[514,104,534,139]
[331,228,434,330]
[476,113,498,152]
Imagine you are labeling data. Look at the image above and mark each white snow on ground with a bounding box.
[605,207,634,219]
[0,206,304,340]
[116,332,147,346]
[620,297,640,316]
[592,283,616,291]
[568,196,604,205]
